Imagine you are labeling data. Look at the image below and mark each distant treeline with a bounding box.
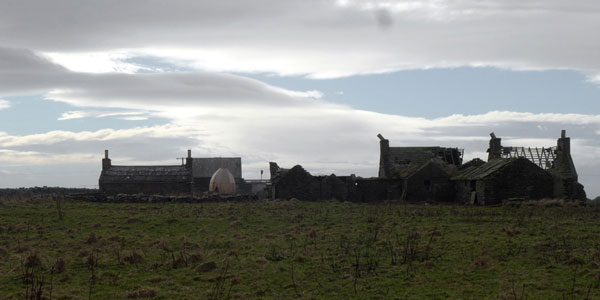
[0,187,99,198]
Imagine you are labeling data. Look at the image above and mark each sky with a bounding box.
[0,0,599,197]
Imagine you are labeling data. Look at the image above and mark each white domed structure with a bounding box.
[209,168,236,194]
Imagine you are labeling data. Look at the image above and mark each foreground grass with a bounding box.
[1,198,600,299]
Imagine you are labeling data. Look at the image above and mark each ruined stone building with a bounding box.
[268,130,586,204]
[377,133,463,178]
[377,134,462,202]
[452,157,554,205]
[99,150,251,195]
[269,163,397,202]
[482,130,586,201]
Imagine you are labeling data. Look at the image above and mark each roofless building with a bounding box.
[99,150,248,195]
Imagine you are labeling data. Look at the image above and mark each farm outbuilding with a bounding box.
[98,165,192,195]
[99,150,255,195]
[452,157,554,205]
[98,150,192,195]
[485,130,586,201]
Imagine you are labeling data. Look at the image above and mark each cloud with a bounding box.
[0,124,194,147]
[43,51,145,74]
[0,99,9,110]
[436,111,600,126]
[0,1,598,79]
[58,110,149,120]
[0,47,331,111]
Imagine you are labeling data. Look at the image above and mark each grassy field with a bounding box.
[1,198,600,299]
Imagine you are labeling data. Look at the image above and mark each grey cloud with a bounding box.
[0,47,325,108]
[0,47,71,95]
[1,1,599,77]
[375,8,393,29]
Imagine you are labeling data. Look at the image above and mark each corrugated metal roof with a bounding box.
[101,165,191,183]
[451,158,518,181]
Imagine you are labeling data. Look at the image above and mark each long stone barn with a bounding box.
[99,150,256,195]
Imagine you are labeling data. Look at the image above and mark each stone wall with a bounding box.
[272,165,320,201]
[479,159,554,205]
[101,181,191,196]
[351,178,402,202]
[405,161,455,202]
[271,165,402,202]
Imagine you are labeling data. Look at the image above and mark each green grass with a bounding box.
[1,197,600,299]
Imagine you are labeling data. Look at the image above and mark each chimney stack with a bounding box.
[557,129,570,155]
[487,132,502,161]
[102,149,111,170]
[185,149,193,169]
[378,133,391,178]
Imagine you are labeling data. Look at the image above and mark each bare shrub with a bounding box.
[502,227,521,237]
[25,252,42,268]
[86,254,97,269]
[85,233,97,244]
[474,253,491,268]
[108,235,121,242]
[53,258,66,274]
[196,261,217,273]
[294,254,306,263]
[123,251,144,265]
[125,287,158,299]
[0,247,8,258]
[188,252,204,264]
[523,198,582,208]
[126,217,141,224]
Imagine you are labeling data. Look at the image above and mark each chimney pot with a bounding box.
[104,150,108,159]
[561,130,566,138]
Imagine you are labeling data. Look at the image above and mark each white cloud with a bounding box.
[436,111,600,126]
[0,124,194,147]
[119,116,148,121]
[43,51,145,74]
[58,110,149,120]
[0,99,9,110]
